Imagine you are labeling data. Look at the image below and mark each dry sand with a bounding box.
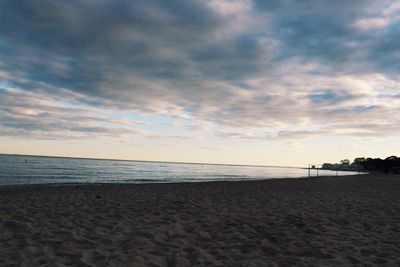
[0,174,400,266]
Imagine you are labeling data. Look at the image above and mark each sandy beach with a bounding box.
[1,174,400,266]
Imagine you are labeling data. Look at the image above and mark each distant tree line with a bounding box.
[322,156,400,174]
[322,159,361,172]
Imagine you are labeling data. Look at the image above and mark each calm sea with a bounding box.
[0,154,362,186]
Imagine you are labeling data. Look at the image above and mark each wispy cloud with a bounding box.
[0,88,198,140]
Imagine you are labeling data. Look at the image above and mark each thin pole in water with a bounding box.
[308,164,310,178]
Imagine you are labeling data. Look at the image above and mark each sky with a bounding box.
[1,0,400,167]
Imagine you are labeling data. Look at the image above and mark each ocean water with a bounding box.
[0,154,363,186]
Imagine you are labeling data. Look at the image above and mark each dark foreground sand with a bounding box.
[1,174,400,266]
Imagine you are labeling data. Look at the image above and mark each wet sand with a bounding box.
[1,174,400,266]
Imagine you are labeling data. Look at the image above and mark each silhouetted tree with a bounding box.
[323,156,400,174]
[353,157,366,165]
[340,159,350,165]
[358,156,400,174]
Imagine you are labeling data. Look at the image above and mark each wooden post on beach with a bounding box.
[316,165,319,177]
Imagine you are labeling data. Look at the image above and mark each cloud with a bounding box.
[308,89,360,104]
[0,0,400,141]
[201,146,227,151]
[0,88,196,140]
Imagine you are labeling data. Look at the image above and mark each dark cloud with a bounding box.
[369,24,400,76]
[0,0,220,95]
[256,0,399,74]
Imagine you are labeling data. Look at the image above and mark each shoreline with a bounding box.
[0,173,369,189]
[1,173,399,266]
